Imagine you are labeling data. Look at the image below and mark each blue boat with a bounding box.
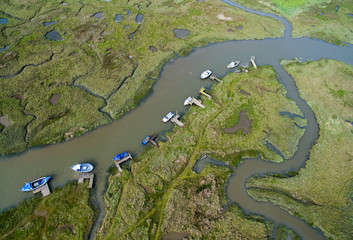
[21,176,51,192]
[113,152,130,161]
[70,163,94,173]
[141,136,150,146]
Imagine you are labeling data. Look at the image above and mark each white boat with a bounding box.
[184,96,193,106]
[227,60,240,69]
[200,70,212,79]
[163,112,174,122]
[70,163,94,173]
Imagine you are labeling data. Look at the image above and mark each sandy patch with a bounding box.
[217,13,232,21]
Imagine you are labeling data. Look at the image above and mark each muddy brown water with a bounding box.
[0,1,353,239]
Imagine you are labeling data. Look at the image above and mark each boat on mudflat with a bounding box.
[113,152,130,161]
[21,176,51,192]
[141,136,150,145]
[200,70,212,79]
[70,163,94,173]
[227,60,240,69]
[163,112,174,122]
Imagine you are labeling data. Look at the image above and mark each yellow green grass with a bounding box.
[234,0,353,44]
[0,0,284,155]
[0,182,95,240]
[96,66,304,239]
[247,59,353,239]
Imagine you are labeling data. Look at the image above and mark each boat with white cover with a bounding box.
[70,163,94,173]
[227,60,240,69]
[200,70,212,79]
[163,112,175,122]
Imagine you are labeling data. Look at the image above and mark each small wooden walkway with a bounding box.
[185,97,205,108]
[250,56,257,69]
[210,74,222,83]
[149,134,160,148]
[32,183,51,197]
[200,87,212,99]
[78,173,94,188]
[114,153,133,172]
[171,112,184,127]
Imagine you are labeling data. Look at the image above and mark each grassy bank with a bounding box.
[233,0,353,44]
[0,0,284,155]
[96,66,304,239]
[0,182,95,240]
[247,59,353,239]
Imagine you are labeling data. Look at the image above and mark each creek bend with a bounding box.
[1,4,353,240]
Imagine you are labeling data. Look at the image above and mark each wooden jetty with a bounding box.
[114,153,133,172]
[171,112,184,127]
[210,74,222,83]
[78,173,94,188]
[32,183,51,197]
[250,56,257,69]
[149,134,160,148]
[185,97,205,108]
[200,87,212,99]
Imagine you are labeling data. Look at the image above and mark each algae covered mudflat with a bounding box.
[0,0,283,155]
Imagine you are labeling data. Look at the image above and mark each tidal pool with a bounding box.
[45,30,63,41]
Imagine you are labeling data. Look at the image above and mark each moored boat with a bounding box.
[200,70,212,79]
[21,176,51,192]
[163,112,174,122]
[184,96,193,106]
[141,136,150,145]
[227,60,240,69]
[70,163,94,173]
[113,152,130,161]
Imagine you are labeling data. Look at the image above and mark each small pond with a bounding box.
[136,13,143,24]
[348,13,353,17]
[125,10,131,15]
[0,45,10,53]
[0,18,8,24]
[45,30,63,41]
[93,12,103,19]
[43,21,57,26]
[114,14,123,22]
[172,28,190,39]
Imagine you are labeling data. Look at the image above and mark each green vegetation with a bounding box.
[247,59,353,239]
[0,182,95,240]
[0,0,284,155]
[96,66,304,239]
[234,0,353,44]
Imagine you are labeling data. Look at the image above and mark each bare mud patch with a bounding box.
[223,109,252,134]
[217,13,232,21]
[0,116,11,127]
[49,94,61,105]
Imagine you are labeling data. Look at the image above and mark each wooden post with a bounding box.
[250,56,257,69]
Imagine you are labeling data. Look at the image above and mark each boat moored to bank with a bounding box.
[227,60,240,69]
[163,112,175,122]
[70,163,94,173]
[200,70,212,79]
[21,176,51,192]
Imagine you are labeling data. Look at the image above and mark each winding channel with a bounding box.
[0,1,353,239]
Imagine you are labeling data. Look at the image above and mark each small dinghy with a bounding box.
[200,70,212,79]
[184,96,193,106]
[227,60,240,69]
[113,152,130,161]
[70,163,94,173]
[141,136,150,145]
[163,112,174,122]
[21,176,51,192]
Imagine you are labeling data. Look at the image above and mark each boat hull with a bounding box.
[141,136,150,145]
[113,152,129,161]
[163,112,174,122]
[70,163,94,173]
[21,176,51,192]
[201,70,212,79]
[227,61,240,69]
